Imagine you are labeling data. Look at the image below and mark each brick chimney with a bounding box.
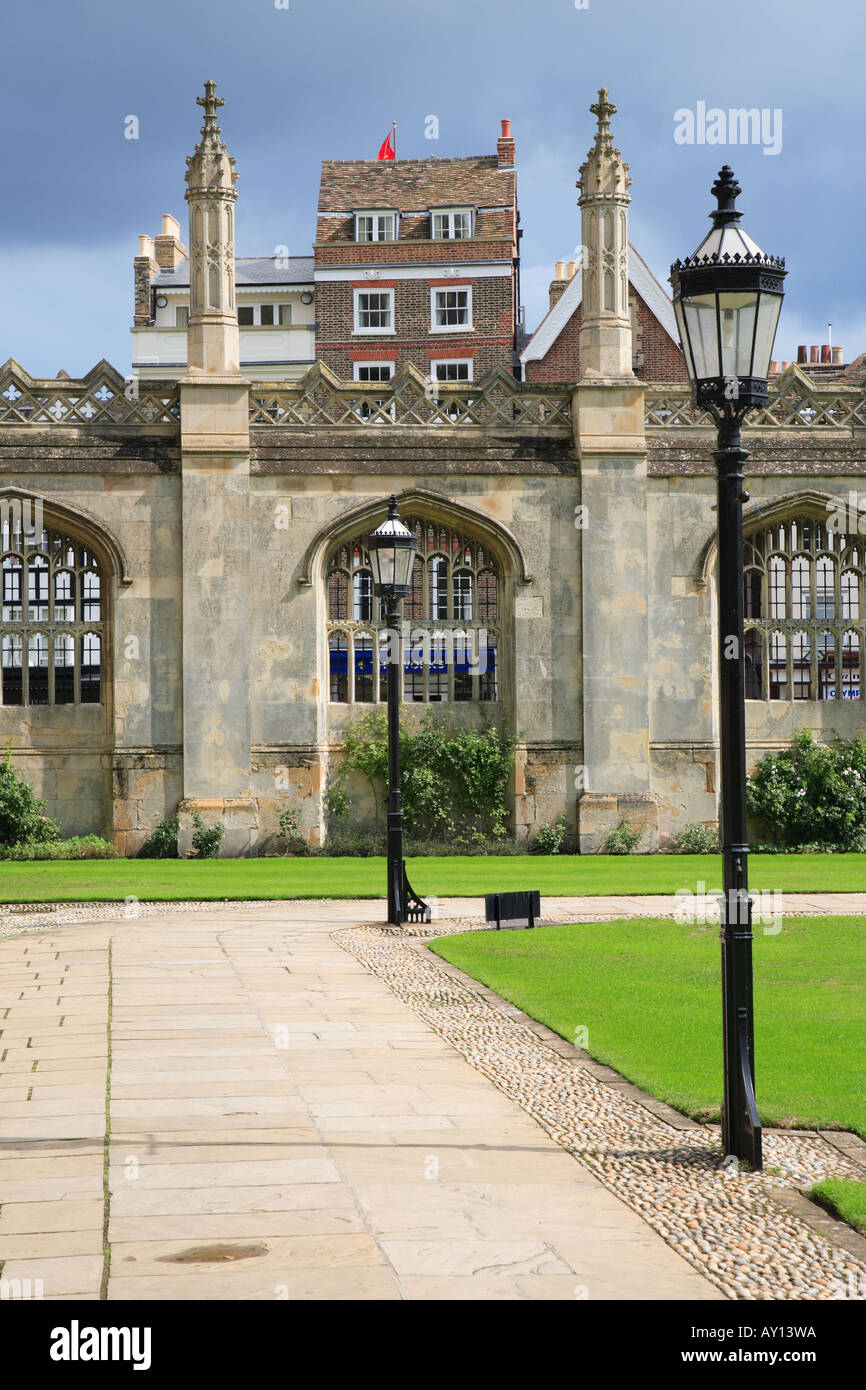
[548,261,568,309]
[497,118,515,168]
[133,234,158,327]
[154,213,188,270]
[548,259,580,309]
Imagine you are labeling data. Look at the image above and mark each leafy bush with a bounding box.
[405,837,528,857]
[324,787,351,827]
[749,841,854,854]
[666,822,719,855]
[276,803,308,855]
[191,812,224,859]
[337,710,516,846]
[532,813,569,855]
[0,835,117,861]
[138,815,179,859]
[603,819,643,854]
[310,830,384,857]
[747,731,866,850]
[0,750,60,846]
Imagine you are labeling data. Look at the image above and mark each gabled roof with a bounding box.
[152,256,315,289]
[520,244,679,364]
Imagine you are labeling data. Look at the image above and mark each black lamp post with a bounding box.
[670,167,786,1170]
[366,496,427,927]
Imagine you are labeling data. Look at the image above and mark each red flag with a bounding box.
[377,127,395,160]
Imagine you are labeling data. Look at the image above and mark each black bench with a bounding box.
[484,890,541,931]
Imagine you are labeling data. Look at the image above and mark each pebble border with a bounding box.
[336,919,866,1302]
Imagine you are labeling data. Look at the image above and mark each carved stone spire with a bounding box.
[184,80,240,374]
[576,88,633,377]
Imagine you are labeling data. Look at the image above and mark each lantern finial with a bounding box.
[710,166,743,227]
[387,494,398,520]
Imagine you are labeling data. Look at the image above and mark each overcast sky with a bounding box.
[1,0,863,377]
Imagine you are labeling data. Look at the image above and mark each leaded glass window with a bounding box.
[326,515,501,704]
[744,514,863,701]
[0,520,104,707]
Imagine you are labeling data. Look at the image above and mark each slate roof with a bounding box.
[152,256,315,288]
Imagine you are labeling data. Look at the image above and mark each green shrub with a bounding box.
[337,710,516,845]
[324,787,351,827]
[0,749,60,846]
[603,819,643,854]
[312,830,384,857]
[747,731,866,850]
[190,812,224,859]
[276,803,307,855]
[666,822,719,854]
[532,813,569,854]
[138,815,179,859]
[0,835,117,861]
[405,837,528,857]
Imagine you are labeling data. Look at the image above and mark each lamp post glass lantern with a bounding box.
[365,496,430,927]
[366,496,418,596]
[670,168,786,1172]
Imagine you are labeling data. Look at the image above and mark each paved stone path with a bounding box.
[0,898,863,1301]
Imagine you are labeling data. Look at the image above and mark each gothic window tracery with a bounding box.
[326,515,501,704]
[1,516,104,707]
[744,514,863,701]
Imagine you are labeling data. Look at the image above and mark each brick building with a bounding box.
[522,246,689,383]
[313,122,520,383]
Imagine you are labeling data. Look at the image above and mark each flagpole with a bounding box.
[392,120,397,158]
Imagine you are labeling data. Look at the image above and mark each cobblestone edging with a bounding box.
[335,920,866,1302]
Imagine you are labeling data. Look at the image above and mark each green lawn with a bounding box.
[1,852,865,903]
[430,915,866,1138]
[810,1179,866,1235]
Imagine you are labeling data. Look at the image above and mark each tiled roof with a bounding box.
[318,157,516,215]
[152,256,315,288]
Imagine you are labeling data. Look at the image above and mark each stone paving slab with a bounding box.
[1,896,863,1302]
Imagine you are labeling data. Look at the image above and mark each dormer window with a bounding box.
[355,211,398,243]
[431,209,474,240]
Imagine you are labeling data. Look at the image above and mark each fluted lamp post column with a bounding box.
[670,167,786,1170]
[366,496,420,927]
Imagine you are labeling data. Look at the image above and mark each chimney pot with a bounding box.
[497,119,515,168]
[781,361,790,371]
[555,260,566,280]
[832,346,844,364]
[138,234,155,260]
[153,214,188,269]
[797,345,808,363]
[566,260,577,279]
[810,346,820,363]
[821,345,831,363]
[770,361,779,375]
